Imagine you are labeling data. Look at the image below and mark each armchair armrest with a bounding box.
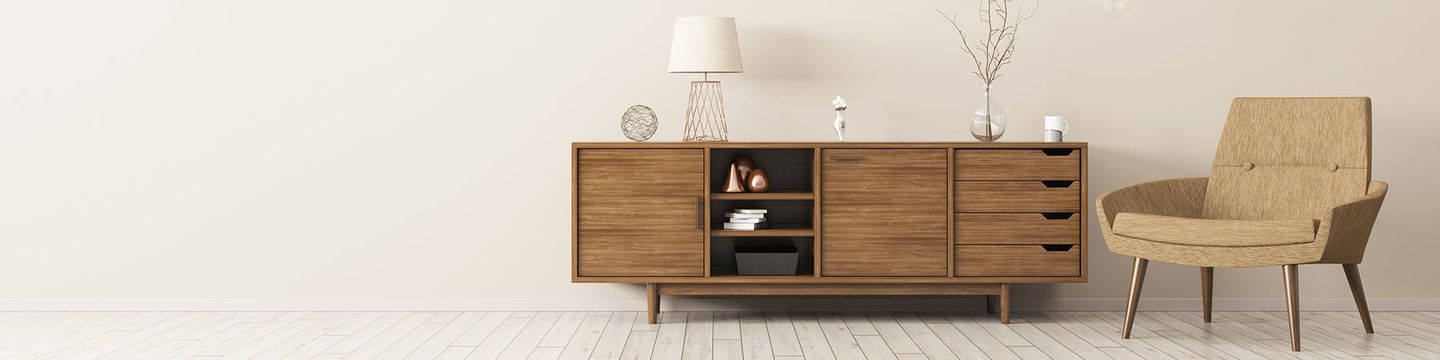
[1316,181,1388,264]
[1096,177,1209,233]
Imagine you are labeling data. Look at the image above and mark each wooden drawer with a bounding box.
[955,213,1080,245]
[956,245,1080,277]
[954,180,1080,212]
[955,149,1080,180]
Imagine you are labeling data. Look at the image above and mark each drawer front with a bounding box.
[956,245,1080,277]
[955,149,1081,180]
[955,213,1080,245]
[954,181,1080,212]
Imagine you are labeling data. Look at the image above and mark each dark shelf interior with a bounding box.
[709,237,815,276]
[709,148,814,194]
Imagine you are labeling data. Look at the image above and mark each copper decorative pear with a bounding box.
[732,154,756,183]
[723,162,746,193]
[746,168,771,193]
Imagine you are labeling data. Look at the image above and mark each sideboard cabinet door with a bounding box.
[576,149,705,277]
[821,149,949,277]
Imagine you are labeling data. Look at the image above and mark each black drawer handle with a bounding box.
[1041,180,1075,188]
[1041,212,1076,220]
[829,156,865,162]
[1042,244,1075,252]
[1041,148,1075,156]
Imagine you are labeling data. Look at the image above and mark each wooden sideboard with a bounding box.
[572,142,1088,324]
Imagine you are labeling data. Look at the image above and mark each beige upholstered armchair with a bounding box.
[1097,97,1388,352]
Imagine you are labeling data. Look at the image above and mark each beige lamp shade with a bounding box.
[668,17,743,73]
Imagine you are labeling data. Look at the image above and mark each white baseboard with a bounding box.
[2,297,1437,312]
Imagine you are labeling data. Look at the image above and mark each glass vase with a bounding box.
[970,85,1007,142]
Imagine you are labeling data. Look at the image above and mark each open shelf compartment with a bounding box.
[709,237,815,277]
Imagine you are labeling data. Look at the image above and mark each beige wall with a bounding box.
[2,0,1438,307]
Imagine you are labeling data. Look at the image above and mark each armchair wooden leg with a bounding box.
[1201,267,1214,323]
[1343,264,1375,333]
[1123,258,1149,339]
[1283,264,1301,351]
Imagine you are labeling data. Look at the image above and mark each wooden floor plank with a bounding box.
[739,318,775,360]
[714,311,741,340]
[496,312,563,360]
[0,312,144,359]
[1015,312,1107,360]
[714,339,742,360]
[324,312,412,354]
[556,312,612,360]
[866,312,922,355]
[153,322,260,360]
[764,312,803,357]
[454,312,515,347]
[281,335,345,360]
[791,312,838,360]
[340,312,433,359]
[943,312,1019,360]
[72,312,214,359]
[891,312,959,360]
[842,313,878,336]
[1068,313,1176,360]
[651,311,688,360]
[373,323,446,359]
[536,312,588,349]
[616,330,656,360]
[588,312,636,360]
[854,335,898,360]
[407,312,491,360]
[681,311,714,360]
[1089,311,1207,360]
[815,312,866,360]
[467,315,533,360]
[247,311,357,360]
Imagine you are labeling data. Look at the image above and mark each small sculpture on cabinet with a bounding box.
[723,162,746,193]
[724,154,765,193]
[746,168,771,193]
[832,96,847,141]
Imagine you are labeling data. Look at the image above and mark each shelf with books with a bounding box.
[710,192,814,201]
[711,227,815,237]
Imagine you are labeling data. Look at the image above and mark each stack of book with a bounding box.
[723,209,769,230]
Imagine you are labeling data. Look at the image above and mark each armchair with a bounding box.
[1097,97,1388,351]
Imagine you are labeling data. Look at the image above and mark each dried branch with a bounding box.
[937,0,1037,86]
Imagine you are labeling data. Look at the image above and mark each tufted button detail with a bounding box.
[1330,163,1340,172]
[1242,162,1255,171]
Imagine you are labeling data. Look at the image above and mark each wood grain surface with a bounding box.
[955,245,1081,277]
[954,180,1082,212]
[577,149,704,277]
[955,213,1080,245]
[820,149,949,277]
[954,149,1081,180]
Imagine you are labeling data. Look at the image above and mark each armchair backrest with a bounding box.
[1202,97,1372,220]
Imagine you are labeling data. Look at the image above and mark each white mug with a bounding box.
[1044,115,1068,142]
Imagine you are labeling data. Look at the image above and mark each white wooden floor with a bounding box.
[1,311,1438,359]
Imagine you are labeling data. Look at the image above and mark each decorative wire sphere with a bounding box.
[621,105,659,142]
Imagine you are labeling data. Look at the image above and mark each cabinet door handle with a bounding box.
[829,156,865,162]
[695,196,704,229]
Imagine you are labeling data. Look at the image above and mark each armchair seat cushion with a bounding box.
[1112,213,1318,247]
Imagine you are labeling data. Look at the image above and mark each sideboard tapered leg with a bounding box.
[647,283,660,324]
[998,284,1011,324]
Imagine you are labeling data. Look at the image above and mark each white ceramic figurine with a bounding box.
[832,96,847,141]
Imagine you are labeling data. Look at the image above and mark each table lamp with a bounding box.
[668,17,743,142]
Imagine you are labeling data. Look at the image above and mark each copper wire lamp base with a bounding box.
[682,80,729,142]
